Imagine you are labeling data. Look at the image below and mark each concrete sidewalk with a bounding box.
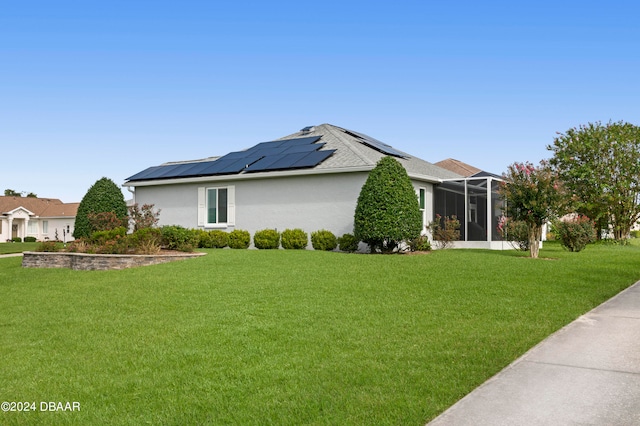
[0,252,24,258]
[428,281,640,426]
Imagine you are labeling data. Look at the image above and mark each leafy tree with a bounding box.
[4,189,21,197]
[354,156,422,253]
[499,161,563,258]
[74,177,128,239]
[548,121,640,240]
[26,192,37,198]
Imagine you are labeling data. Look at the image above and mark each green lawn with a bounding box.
[1,242,639,425]
[0,242,39,254]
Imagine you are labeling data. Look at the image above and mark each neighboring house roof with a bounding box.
[435,158,502,179]
[434,158,482,177]
[125,123,462,185]
[0,197,79,218]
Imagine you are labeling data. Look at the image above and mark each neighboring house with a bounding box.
[434,158,482,177]
[124,123,506,249]
[0,197,78,242]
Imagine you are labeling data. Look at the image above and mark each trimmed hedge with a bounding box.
[160,225,199,252]
[311,229,337,251]
[24,236,37,243]
[228,229,250,249]
[337,233,359,252]
[254,229,280,249]
[281,228,308,250]
[198,230,229,248]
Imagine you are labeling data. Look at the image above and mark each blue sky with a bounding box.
[2,1,639,202]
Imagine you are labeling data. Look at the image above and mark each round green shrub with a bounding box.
[24,236,37,243]
[228,229,251,249]
[281,228,308,250]
[311,229,337,251]
[199,230,229,248]
[12,237,22,243]
[354,156,422,253]
[337,233,359,252]
[74,177,128,239]
[160,225,199,252]
[208,230,229,248]
[195,229,211,248]
[254,229,280,249]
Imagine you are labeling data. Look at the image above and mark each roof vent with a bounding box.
[300,126,315,134]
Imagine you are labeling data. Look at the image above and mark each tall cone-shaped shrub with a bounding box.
[74,177,128,239]
[354,156,422,253]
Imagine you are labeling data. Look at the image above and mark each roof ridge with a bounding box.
[319,124,377,166]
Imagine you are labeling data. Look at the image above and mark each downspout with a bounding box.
[127,186,135,205]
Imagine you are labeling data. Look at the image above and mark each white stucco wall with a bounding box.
[131,172,435,248]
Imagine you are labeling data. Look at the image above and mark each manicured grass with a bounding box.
[0,242,39,254]
[1,242,639,425]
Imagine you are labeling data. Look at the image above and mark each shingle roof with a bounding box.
[0,197,79,217]
[434,158,482,177]
[278,124,462,180]
[126,123,463,183]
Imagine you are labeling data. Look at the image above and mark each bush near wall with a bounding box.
[337,233,359,253]
[198,230,229,248]
[160,226,199,252]
[281,229,308,250]
[311,229,337,251]
[228,230,251,249]
[12,237,22,243]
[24,236,37,243]
[409,235,431,252]
[254,229,280,249]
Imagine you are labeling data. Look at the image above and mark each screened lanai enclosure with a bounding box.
[433,173,507,249]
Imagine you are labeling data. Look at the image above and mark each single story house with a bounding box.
[0,197,78,242]
[124,123,507,249]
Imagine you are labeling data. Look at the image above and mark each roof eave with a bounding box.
[123,165,376,187]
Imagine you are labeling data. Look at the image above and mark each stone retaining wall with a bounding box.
[22,251,205,270]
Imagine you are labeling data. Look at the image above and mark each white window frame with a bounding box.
[198,185,235,229]
[418,187,427,228]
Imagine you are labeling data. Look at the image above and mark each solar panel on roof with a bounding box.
[244,154,287,172]
[126,135,328,181]
[265,152,312,170]
[291,150,335,168]
[342,129,407,158]
[277,136,321,146]
[126,166,163,181]
[216,155,264,174]
[177,161,219,177]
[281,143,324,154]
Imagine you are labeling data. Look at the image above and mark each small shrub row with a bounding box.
[36,224,364,254]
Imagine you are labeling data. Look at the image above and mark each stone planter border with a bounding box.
[22,251,206,271]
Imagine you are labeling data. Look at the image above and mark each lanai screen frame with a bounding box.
[433,175,505,242]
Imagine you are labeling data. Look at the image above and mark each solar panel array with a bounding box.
[126,136,335,182]
[341,129,408,158]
